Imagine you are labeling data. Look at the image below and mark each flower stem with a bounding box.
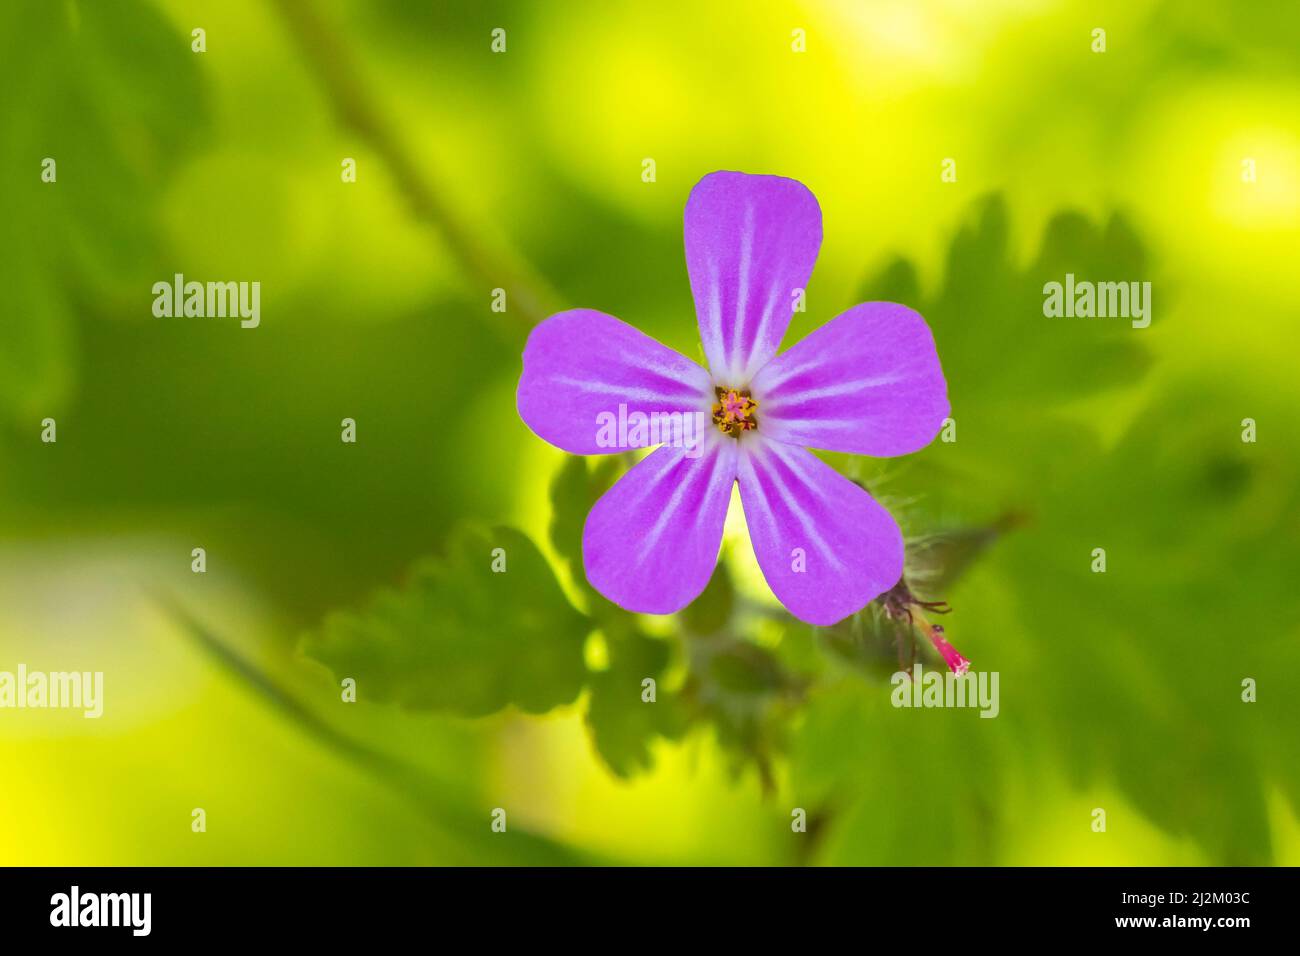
[269,0,561,332]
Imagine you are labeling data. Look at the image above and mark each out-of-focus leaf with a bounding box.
[864,257,922,306]
[548,454,623,590]
[791,681,1004,865]
[681,633,805,790]
[990,383,1300,864]
[817,607,905,679]
[708,644,788,695]
[680,557,734,636]
[585,632,686,778]
[301,525,590,717]
[2,245,74,417]
[883,196,1153,413]
[906,512,1026,596]
[0,0,209,418]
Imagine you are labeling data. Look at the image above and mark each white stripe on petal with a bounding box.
[637,443,733,566]
[743,279,784,382]
[731,202,755,382]
[742,440,842,573]
[551,376,700,403]
[764,374,902,407]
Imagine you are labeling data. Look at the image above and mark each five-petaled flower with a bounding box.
[517,171,949,626]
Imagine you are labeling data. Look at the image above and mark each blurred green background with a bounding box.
[2,0,1298,866]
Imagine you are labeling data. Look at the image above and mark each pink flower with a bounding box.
[517,171,949,626]
[928,625,971,675]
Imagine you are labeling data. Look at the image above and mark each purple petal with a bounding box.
[584,438,736,615]
[737,438,902,626]
[517,309,712,455]
[684,171,822,384]
[751,302,949,457]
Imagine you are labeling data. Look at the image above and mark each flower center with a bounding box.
[711,386,758,436]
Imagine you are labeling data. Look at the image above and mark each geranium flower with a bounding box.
[517,171,949,627]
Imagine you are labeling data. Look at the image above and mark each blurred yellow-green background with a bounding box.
[2,0,1298,865]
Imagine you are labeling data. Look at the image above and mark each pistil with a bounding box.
[711,386,758,436]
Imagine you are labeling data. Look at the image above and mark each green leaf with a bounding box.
[548,454,622,586]
[707,644,788,695]
[987,382,1300,864]
[906,512,1025,596]
[585,632,686,778]
[817,607,906,679]
[791,681,1005,865]
[0,244,74,418]
[547,454,648,643]
[679,557,735,636]
[858,194,1154,418]
[0,0,209,419]
[301,525,590,717]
